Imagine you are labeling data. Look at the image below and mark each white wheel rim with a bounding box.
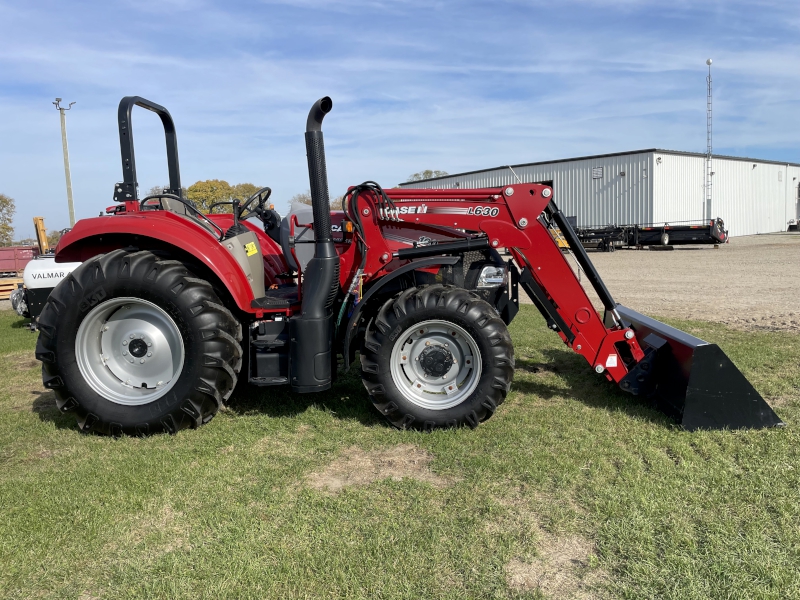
[75,297,185,406]
[389,319,482,410]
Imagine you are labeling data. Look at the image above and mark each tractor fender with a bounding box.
[341,256,460,369]
[55,212,258,312]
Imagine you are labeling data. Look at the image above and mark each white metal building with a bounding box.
[399,149,800,237]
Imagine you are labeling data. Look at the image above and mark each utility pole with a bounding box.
[53,98,76,227]
[705,59,713,221]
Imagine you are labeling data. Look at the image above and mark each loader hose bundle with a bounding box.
[335,181,392,331]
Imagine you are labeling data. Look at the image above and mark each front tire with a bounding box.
[360,285,514,430]
[36,250,243,436]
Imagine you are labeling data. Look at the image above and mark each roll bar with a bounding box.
[113,96,182,202]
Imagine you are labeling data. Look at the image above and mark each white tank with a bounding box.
[23,255,82,290]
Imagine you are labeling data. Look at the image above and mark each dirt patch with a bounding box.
[304,444,454,494]
[490,493,607,598]
[6,352,39,371]
[506,530,606,599]
[521,233,800,333]
[121,503,191,557]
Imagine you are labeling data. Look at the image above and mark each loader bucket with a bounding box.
[610,305,784,431]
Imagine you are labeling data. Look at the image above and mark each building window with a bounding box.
[592,167,603,179]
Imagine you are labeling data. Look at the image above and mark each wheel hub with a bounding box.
[389,320,482,411]
[128,338,148,358]
[75,297,185,406]
[419,345,454,378]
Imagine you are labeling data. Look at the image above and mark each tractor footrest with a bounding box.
[251,286,299,309]
[249,376,289,386]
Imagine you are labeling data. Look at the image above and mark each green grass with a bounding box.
[0,306,798,599]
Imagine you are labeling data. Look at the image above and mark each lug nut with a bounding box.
[130,334,135,339]
[122,340,127,346]
[147,352,152,357]
[140,359,145,364]
[122,351,128,356]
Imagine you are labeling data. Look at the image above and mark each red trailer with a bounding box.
[0,246,39,275]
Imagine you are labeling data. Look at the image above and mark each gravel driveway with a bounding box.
[525,232,800,333]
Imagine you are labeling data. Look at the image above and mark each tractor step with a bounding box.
[251,286,299,309]
[249,376,289,386]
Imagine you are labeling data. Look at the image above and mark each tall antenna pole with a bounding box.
[705,59,713,221]
[53,98,76,227]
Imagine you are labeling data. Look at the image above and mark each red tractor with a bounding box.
[37,96,781,436]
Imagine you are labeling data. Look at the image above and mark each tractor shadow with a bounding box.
[30,351,673,432]
[31,390,77,430]
[226,367,384,427]
[10,318,33,329]
[513,349,674,427]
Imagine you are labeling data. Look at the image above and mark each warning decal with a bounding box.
[244,242,258,256]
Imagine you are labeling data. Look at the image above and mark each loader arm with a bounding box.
[348,183,782,430]
[350,184,644,383]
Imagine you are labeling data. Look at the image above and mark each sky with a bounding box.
[1,0,798,239]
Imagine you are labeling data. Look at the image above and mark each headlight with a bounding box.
[477,265,506,288]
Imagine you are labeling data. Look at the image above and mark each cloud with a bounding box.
[0,0,798,237]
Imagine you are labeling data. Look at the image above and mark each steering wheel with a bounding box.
[238,187,272,220]
[206,187,272,220]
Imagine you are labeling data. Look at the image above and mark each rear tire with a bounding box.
[360,285,514,430]
[36,250,243,436]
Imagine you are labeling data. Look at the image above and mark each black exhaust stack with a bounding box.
[290,97,340,393]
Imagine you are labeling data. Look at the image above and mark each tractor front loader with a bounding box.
[37,96,783,436]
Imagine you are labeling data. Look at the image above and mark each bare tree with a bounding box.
[290,190,343,210]
[406,170,449,182]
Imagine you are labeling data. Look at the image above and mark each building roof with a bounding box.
[398,148,800,186]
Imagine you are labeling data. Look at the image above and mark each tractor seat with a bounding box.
[251,285,299,309]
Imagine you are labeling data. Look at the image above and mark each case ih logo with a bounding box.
[397,204,500,217]
[398,204,429,215]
